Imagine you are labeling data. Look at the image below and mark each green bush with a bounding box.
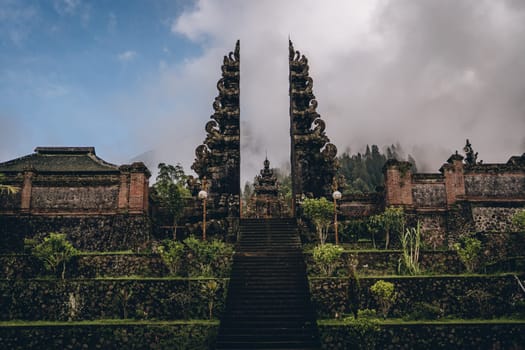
[404,302,442,320]
[312,243,344,276]
[453,236,482,272]
[368,206,405,249]
[370,280,396,319]
[33,233,79,279]
[157,240,185,276]
[301,197,334,244]
[184,236,233,277]
[341,317,380,350]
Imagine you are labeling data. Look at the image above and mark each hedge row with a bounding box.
[0,279,228,321]
[310,274,524,319]
[0,252,232,279]
[304,250,464,276]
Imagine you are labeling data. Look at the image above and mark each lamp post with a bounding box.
[198,177,208,241]
[332,189,342,245]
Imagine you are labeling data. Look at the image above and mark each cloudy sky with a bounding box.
[1,0,524,184]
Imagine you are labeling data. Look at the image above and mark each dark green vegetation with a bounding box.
[337,144,416,194]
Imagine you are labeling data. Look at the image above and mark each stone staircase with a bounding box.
[216,218,320,350]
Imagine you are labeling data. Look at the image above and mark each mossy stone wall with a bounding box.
[0,279,228,321]
[319,322,525,350]
[310,275,522,319]
[0,323,218,350]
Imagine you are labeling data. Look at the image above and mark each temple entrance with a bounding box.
[190,40,337,226]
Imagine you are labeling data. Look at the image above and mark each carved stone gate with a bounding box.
[190,40,337,228]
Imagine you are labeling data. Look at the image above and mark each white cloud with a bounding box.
[53,0,81,15]
[117,50,137,62]
[117,0,525,181]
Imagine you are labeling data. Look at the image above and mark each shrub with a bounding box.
[404,302,442,320]
[200,280,220,319]
[368,206,404,249]
[33,233,79,279]
[312,243,344,276]
[347,254,360,319]
[301,197,334,244]
[512,209,525,230]
[453,236,482,272]
[157,240,185,276]
[370,280,397,319]
[184,236,233,277]
[398,221,421,275]
[341,317,380,350]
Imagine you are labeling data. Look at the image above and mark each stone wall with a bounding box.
[0,323,218,350]
[382,155,525,243]
[310,275,521,319]
[0,149,152,253]
[472,205,523,232]
[465,173,525,198]
[318,323,525,350]
[411,183,446,208]
[31,185,119,211]
[0,214,151,252]
[0,279,228,321]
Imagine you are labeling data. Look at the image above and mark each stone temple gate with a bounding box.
[189,40,338,223]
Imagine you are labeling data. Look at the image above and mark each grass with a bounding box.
[318,318,525,326]
[0,276,230,282]
[309,272,517,280]
[0,319,220,327]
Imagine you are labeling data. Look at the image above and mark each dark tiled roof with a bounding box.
[0,147,119,173]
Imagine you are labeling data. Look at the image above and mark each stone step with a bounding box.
[216,218,320,350]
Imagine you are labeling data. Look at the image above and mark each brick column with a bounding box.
[128,162,151,214]
[383,159,413,207]
[20,167,35,213]
[441,154,465,205]
[117,165,130,212]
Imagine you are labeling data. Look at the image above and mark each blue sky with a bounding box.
[1,0,201,161]
[1,0,524,184]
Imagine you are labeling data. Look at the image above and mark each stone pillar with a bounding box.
[383,160,413,207]
[20,167,35,213]
[128,162,150,214]
[441,154,465,206]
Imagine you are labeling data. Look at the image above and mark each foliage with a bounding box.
[157,240,185,276]
[337,144,417,194]
[368,206,405,249]
[153,163,191,239]
[183,236,234,277]
[0,174,19,195]
[462,289,493,318]
[312,243,344,276]
[347,254,360,319]
[340,317,380,349]
[404,302,443,320]
[512,209,525,230]
[453,236,482,273]
[398,221,422,275]
[370,280,397,319]
[32,233,79,279]
[301,197,334,244]
[116,288,134,319]
[200,280,220,319]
